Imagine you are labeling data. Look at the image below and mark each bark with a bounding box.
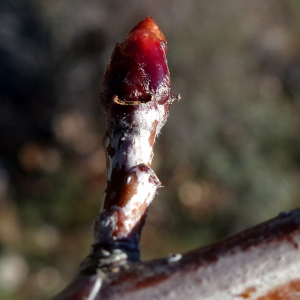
[53,209,300,300]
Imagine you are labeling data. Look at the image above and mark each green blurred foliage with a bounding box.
[1,0,300,299]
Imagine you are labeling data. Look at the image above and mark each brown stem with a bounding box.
[88,17,178,262]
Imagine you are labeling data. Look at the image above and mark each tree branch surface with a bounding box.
[52,17,300,300]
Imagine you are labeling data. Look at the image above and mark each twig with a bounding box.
[91,16,178,262]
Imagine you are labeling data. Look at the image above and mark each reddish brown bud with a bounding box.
[100,16,172,113]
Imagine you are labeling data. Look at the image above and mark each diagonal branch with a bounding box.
[53,208,300,300]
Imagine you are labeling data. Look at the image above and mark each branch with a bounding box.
[92,16,178,262]
[52,17,300,300]
[53,208,300,300]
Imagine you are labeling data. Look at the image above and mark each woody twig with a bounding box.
[82,16,178,272]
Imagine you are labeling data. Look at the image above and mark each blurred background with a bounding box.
[1,0,300,299]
